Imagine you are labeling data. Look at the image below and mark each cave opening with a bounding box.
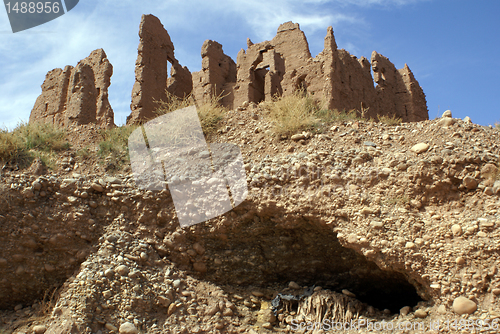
[184,216,426,315]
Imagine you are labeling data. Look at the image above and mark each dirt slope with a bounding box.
[1,106,500,334]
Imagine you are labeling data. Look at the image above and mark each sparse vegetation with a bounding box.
[0,122,70,167]
[97,125,137,172]
[154,90,227,137]
[378,114,402,126]
[263,90,365,136]
[315,108,363,124]
[98,125,136,158]
[76,146,91,158]
[262,90,324,136]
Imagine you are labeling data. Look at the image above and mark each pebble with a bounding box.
[342,289,356,298]
[252,291,264,297]
[400,306,411,316]
[119,322,139,334]
[262,322,273,329]
[364,141,377,147]
[453,296,477,315]
[291,134,306,141]
[437,305,447,314]
[463,176,478,190]
[442,110,452,118]
[67,196,78,204]
[173,279,182,288]
[193,262,207,273]
[414,309,427,318]
[193,243,205,255]
[451,224,463,236]
[438,118,455,127]
[167,303,177,316]
[33,325,47,334]
[32,181,42,190]
[105,323,118,331]
[289,281,300,289]
[411,143,429,154]
[115,265,129,276]
[456,257,465,265]
[92,183,104,192]
[492,289,500,296]
[380,167,392,177]
[484,187,494,195]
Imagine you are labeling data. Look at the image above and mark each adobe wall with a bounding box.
[29,49,115,129]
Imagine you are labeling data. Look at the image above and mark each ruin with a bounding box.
[29,49,115,129]
[231,22,428,122]
[29,17,428,128]
[191,40,237,109]
[127,14,192,125]
[129,17,428,124]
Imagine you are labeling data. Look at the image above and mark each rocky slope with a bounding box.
[1,108,500,334]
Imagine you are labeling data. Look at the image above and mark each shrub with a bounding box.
[0,122,70,166]
[378,114,402,126]
[0,128,22,162]
[154,90,227,137]
[98,125,136,158]
[15,122,70,151]
[315,108,362,124]
[263,90,323,136]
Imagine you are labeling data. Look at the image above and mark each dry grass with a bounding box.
[378,114,402,126]
[263,90,366,136]
[262,90,324,136]
[97,125,137,172]
[154,90,227,137]
[0,122,70,167]
[98,125,136,158]
[315,108,362,124]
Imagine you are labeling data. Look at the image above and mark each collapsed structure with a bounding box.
[128,14,192,125]
[29,49,115,129]
[127,17,428,125]
[29,15,428,128]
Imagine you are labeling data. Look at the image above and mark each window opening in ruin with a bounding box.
[167,61,172,79]
[295,75,308,94]
[254,67,269,103]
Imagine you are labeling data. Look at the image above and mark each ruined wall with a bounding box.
[230,22,428,122]
[128,14,192,125]
[192,40,236,108]
[125,17,427,123]
[371,52,428,122]
[29,49,115,129]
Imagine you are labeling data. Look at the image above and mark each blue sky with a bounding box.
[1,0,499,130]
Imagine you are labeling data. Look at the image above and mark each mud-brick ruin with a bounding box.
[30,49,115,129]
[29,14,428,128]
[128,15,428,125]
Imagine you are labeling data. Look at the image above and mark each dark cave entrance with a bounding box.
[181,216,426,314]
